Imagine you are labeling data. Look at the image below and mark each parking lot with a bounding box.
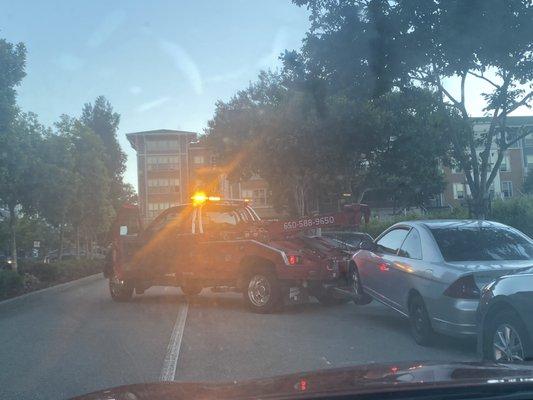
[0,276,477,400]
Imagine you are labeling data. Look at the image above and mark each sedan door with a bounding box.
[388,227,425,312]
[361,228,409,302]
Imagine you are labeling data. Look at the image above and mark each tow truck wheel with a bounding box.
[350,263,372,305]
[109,274,133,302]
[244,270,280,314]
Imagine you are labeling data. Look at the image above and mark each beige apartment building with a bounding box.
[127,129,275,223]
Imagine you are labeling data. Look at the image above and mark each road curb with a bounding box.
[0,273,103,307]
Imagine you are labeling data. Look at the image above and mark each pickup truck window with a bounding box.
[147,206,192,235]
[203,208,239,230]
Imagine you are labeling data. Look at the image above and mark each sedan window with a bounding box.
[398,228,422,260]
[376,228,409,255]
[430,225,533,261]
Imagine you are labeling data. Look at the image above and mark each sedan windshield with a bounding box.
[430,226,533,262]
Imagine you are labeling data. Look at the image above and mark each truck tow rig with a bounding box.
[106,194,370,313]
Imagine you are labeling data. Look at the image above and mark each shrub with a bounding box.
[0,270,24,299]
[18,261,63,282]
[491,197,533,237]
[360,207,469,238]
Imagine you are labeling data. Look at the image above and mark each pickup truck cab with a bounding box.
[106,198,369,313]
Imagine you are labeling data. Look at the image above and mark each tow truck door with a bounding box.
[196,205,242,281]
[113,205,142,278]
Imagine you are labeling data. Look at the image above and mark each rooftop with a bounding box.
[472,115,533,126]
[126,129,198,150]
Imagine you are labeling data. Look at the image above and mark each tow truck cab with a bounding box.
[109,198,367,312]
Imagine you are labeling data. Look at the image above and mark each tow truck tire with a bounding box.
[350,263,372,305]
[109,275,133,302]
[244,270,281,314]
[180,283,203,296]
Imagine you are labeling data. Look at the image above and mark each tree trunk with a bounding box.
[58,224,64,261]
[8,205,18,272]
[84,233,89,258]
[469,191,489,220]
[75,226,80,259]
[294,183,306,217]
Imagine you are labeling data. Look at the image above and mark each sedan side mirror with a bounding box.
[359,240,376,251]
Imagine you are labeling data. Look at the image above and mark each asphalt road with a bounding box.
[0,276,477,399]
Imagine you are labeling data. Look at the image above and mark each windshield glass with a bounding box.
[1,0,533,399]
[431,226,533,262]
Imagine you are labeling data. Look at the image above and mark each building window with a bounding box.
[148,202,170,218]
[241,188,267,206]
[146,139,179,151]
[453,183,465,200]
[193,155,204,164]
[147,178,180,194]
[527,155,533,170]
[147,156,179,170]
[499,154,510,172]
[501,181,513,198]
[525,134,533,148]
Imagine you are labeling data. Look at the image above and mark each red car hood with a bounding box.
[73,361,533,400]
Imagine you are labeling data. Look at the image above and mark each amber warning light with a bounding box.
[191,192,221,205]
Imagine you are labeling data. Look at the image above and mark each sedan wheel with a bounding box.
[493,324,525,362]
[350,264,372,305]
[408,295,434,346]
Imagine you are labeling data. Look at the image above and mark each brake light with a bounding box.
[443,275,480,299]
[287,255,302,265]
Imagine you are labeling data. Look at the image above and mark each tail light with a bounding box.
[443,275,480,299]
[287,255,302,265]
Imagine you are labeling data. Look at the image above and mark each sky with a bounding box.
[0,0,310,188]
[1,1,531,190]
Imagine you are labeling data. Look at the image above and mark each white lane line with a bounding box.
[160,301,189,381]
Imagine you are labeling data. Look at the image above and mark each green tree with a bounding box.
[0,37,27,270]
[396,0,533,218]
[81,96,127,210]
[361,89,453,210]
[37,131,76,259]
[58,116,114,257]
[0,38,26,132]
[293,0,533,218]
[0,113,46,270]
[207,72,326,216]
[207,72,449,215]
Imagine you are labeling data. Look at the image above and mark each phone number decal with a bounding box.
[282,216,335,231]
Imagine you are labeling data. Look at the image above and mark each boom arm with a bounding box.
[265,204,370,237]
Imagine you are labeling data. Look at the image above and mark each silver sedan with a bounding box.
[351,220,533,345]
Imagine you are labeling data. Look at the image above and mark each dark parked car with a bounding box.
[478,267,533,363]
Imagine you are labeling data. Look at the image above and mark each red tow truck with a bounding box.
[105,193,370,313]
